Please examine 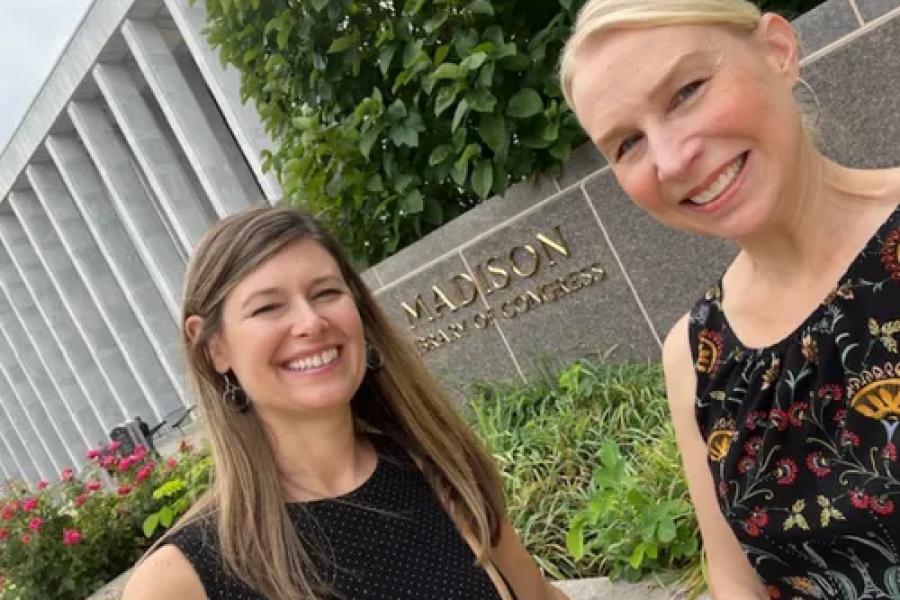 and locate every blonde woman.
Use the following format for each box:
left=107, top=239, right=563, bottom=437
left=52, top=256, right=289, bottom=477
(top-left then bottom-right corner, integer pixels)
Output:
left=122, top=207, right=567, bottom=600
left=561, top=1, right=900, bottom=599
